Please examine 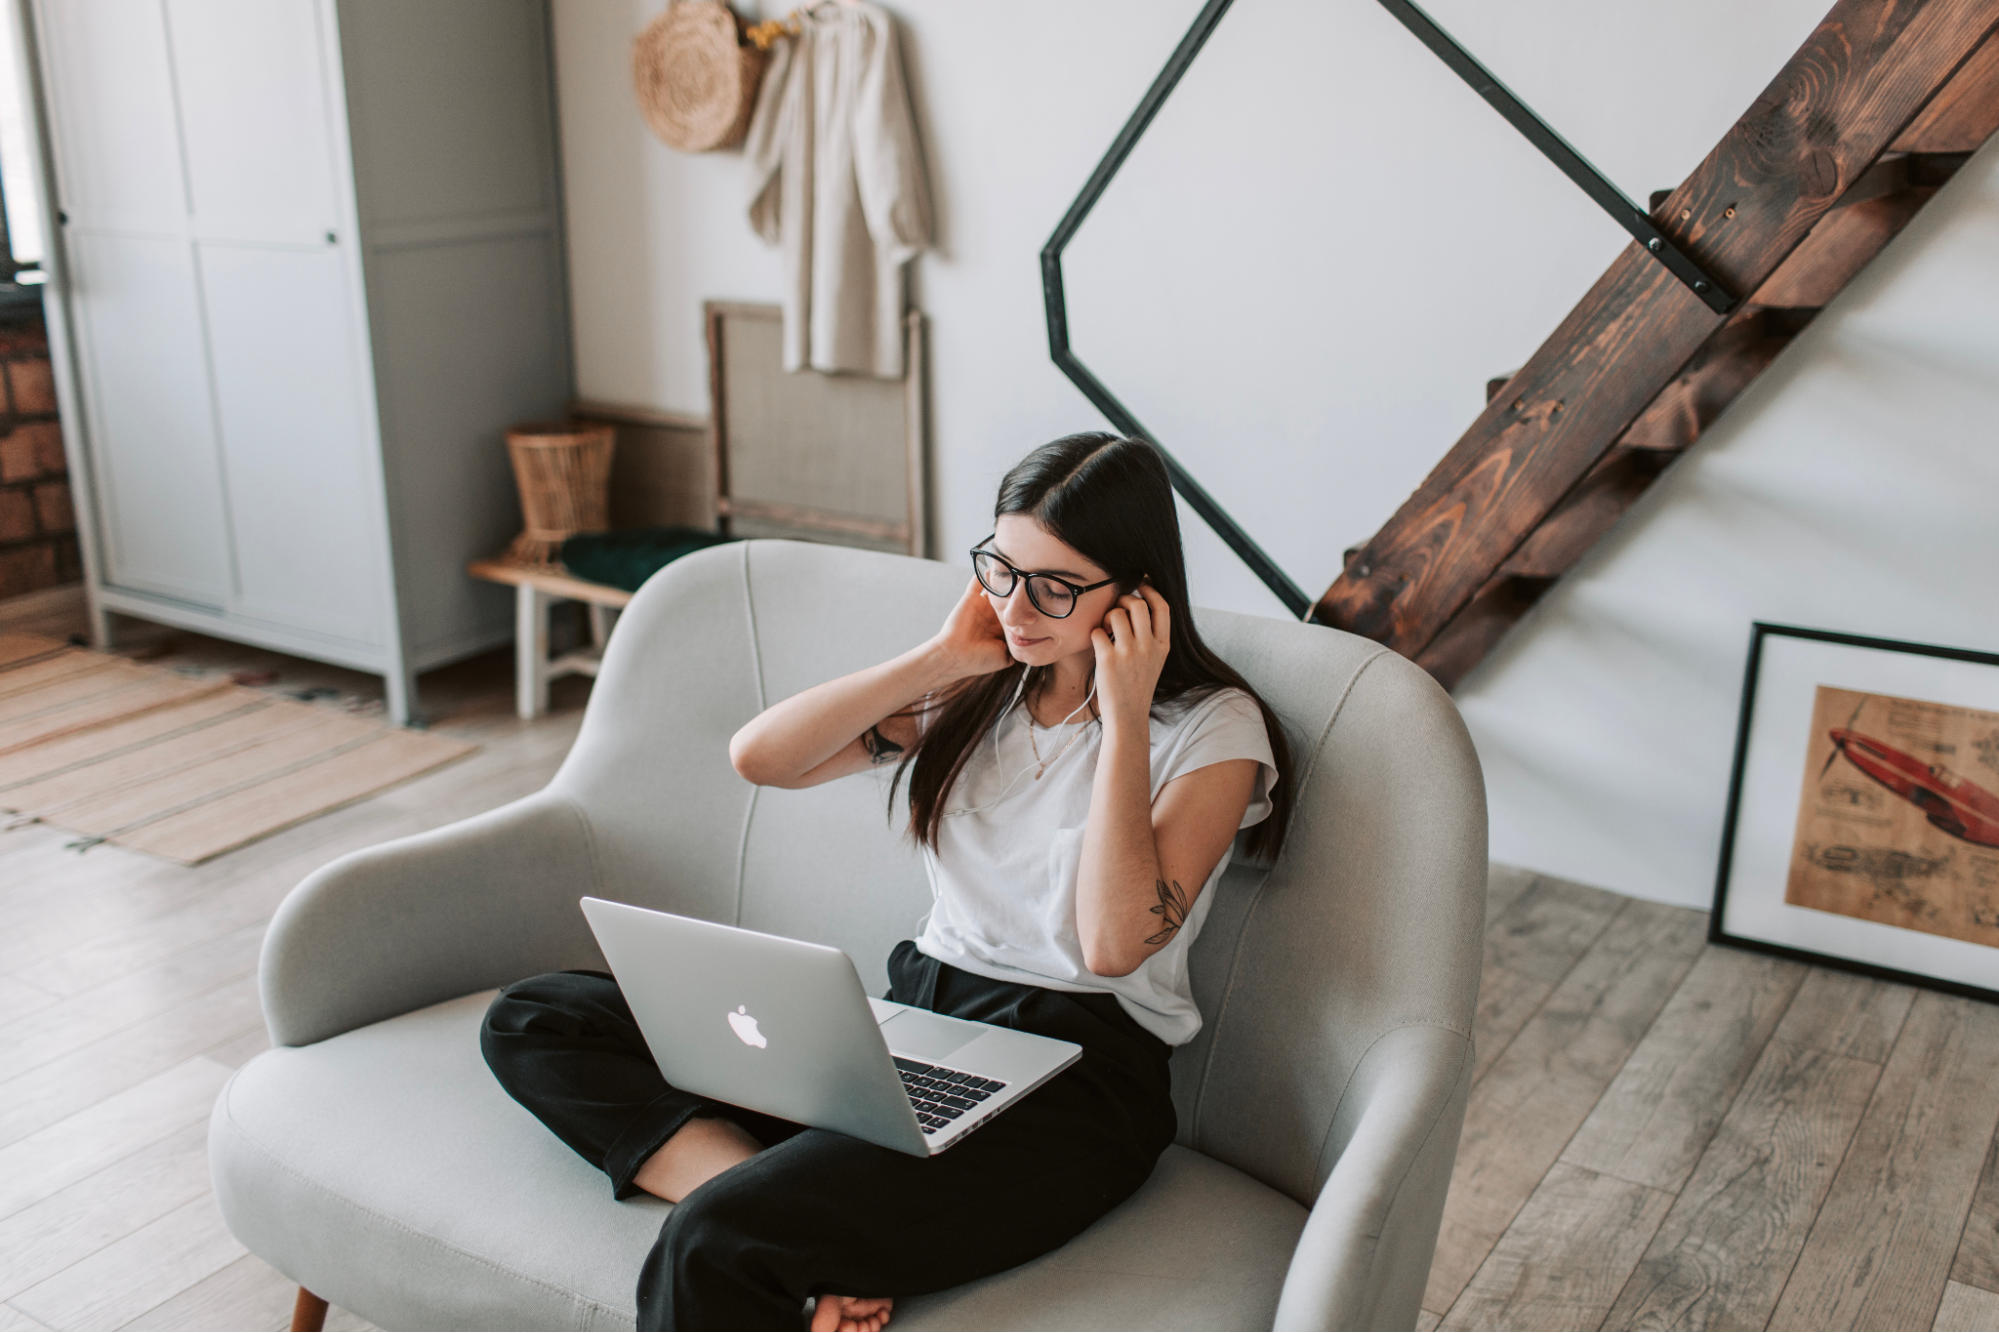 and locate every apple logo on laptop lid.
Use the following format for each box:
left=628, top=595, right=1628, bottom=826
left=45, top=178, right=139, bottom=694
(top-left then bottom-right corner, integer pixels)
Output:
left=728, top=1005, right=767, bottom=1049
